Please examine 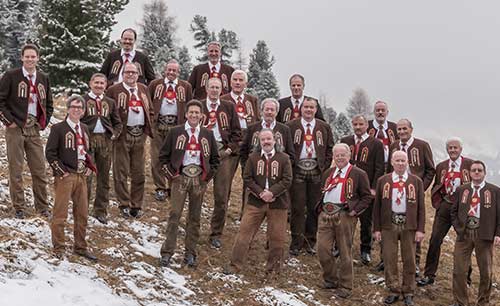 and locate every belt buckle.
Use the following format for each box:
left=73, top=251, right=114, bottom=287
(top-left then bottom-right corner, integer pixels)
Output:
left=127, top=125, right=144, bottom=137
left=392, top=213, right=406, bottom=225
left=298, top=159, right=318, bottom=171
left=182, top=165, right=202, bottom=177
left=466, top=216, right=480, bottom=229
left=322, top=202, right=345, bottom=215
